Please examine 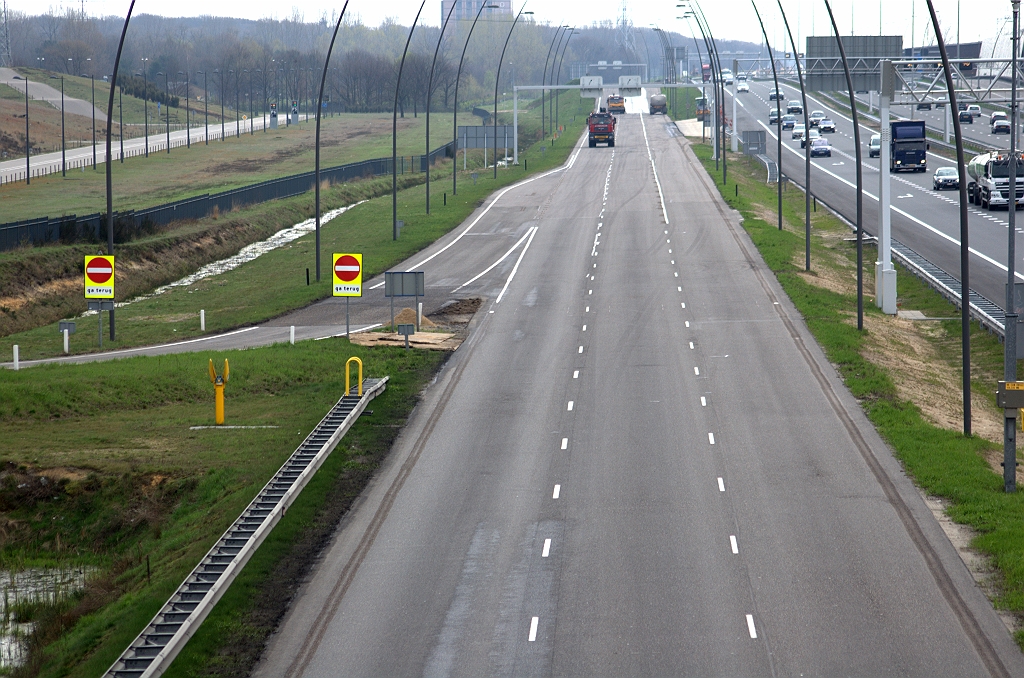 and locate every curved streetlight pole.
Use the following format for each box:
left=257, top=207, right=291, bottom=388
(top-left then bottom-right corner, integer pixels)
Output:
left=923, top=0, right=971, bottom=437
left=1005, top=0, right=1021, bottom=492
left=425, top=0, right=460, bottom=214
left=750, top=0, right=783, bottom=232
left=686, top=4, right=726, bottom=184
left=554, top=27, right=576, bottom=135
left=778, top=0, right=811, bottom=271
left=178, top=71, right=190, bottom=148
left=104, top=0, right=138, bottom=341
left=157, top=71, right=170, bottom=153
left=548, top=25, right=571, bottom=136
left=393, top=0, right=427, bottom=241
left=140, top=58, right=149, bottom=157
left=452, top=2, right=500, bottom=196
left=823, top=0, right=865, bottom=331
left=542, top=25, right=568, bottom=139
left=494, top=7, right=533, bottom=179
left=50, top=75, right=65, bottom=176
left=676, top=17, right=717, bottom=167
left=313, top=0, right=351, bottom=282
